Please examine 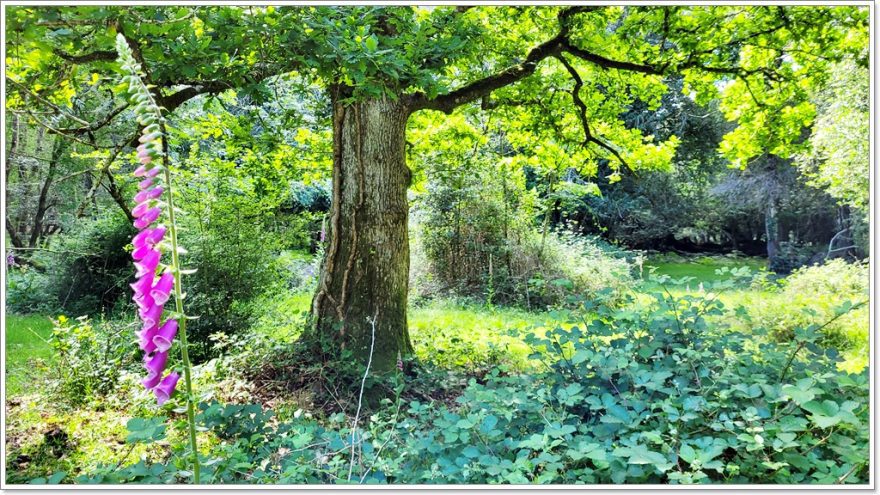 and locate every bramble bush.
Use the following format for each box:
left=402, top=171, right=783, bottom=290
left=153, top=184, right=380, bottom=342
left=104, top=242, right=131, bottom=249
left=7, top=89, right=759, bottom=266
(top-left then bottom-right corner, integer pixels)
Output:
left=71, top=279, right=867, bottom=485
left=413, top=209, right=635, bottom=310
